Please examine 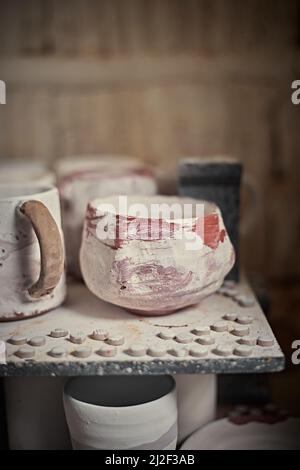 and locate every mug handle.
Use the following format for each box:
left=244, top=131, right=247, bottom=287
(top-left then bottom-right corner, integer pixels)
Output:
left=19, top=200, right=64, bottom=299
